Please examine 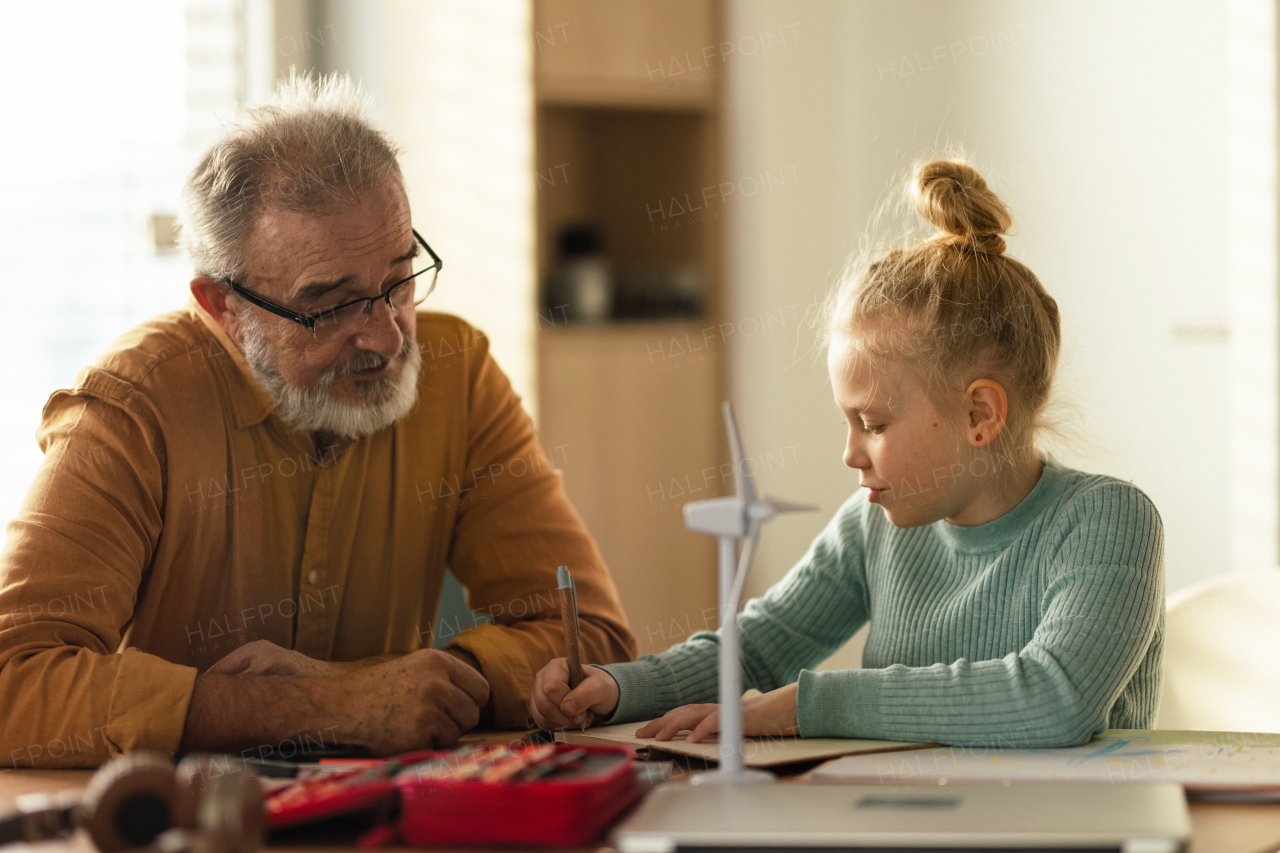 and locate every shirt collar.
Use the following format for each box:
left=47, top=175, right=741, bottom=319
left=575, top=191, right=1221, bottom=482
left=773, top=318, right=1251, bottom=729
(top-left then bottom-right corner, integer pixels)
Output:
left=188, top=296, right=278, bottom=430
